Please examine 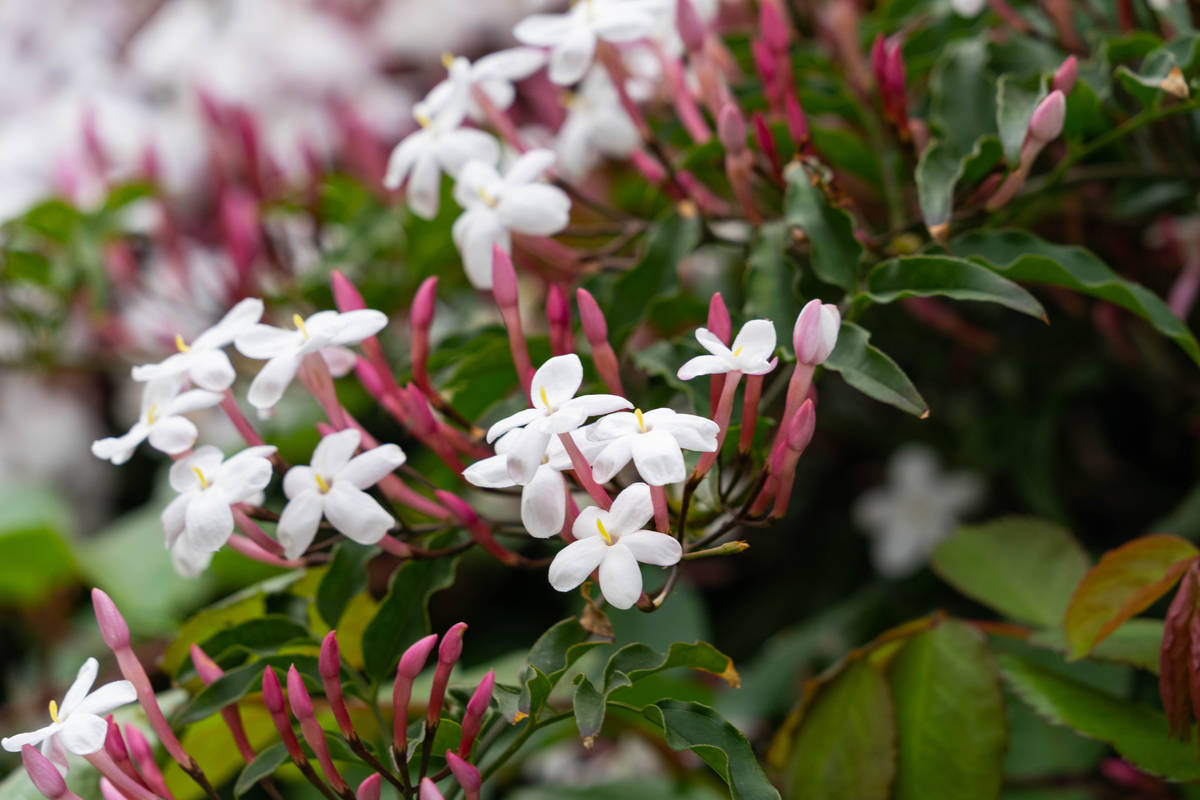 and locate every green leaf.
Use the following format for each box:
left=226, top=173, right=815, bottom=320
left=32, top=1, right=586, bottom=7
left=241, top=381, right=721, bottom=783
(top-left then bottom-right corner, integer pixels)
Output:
left=1030, top=619, right=1164, bottom=674
left=640, top=700, right=781, bottom=800
left=162, top=586, right=274, bottom=677
left=783, top=165, right=862, bottom=292
left=315, top=543, right=375, bottom=628
left=572, top=671, right=633, bottom=744
left=888, top=621, right=1006, bottom=800
left=190, top=616, right=316, bottom=670
left=173, top=655, right=321, bottom=726
left=602, top=641, right=740, bottom=690
left=823, top=322, right=928, bottom=417
left=949, top=230, right=1200, bottom=366
left=862, top=256, right=1046, bottom=320
left=1000, top=652, right=1200, bottom=780
left=3, top=250, right=53, bottom=285
left=914, top=136, right=1002, bottom=229
left=783, top=661, right=895, bottom=800
left=744, top=220, right=802, bottom=344
left=526, top=617, right=609, bottom=684
left=928, top=39, right=996, bottom=153
left=361, top=555, right=459, bottom=680
left=931, top=517, right=1090, bottom=627
left=996, top=75, right=1047, bottom=167
left=0, top=485, right=75, bottom=606
left=234, top=743, right=288, bottom=797
left=1062, top=534, right=1197, bottom=659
